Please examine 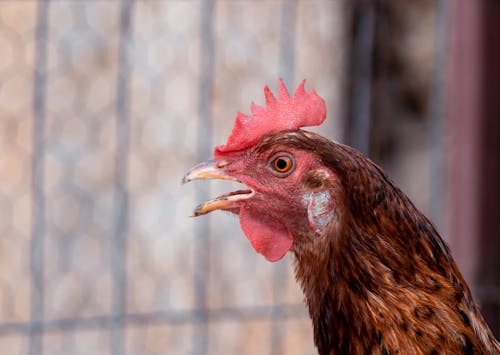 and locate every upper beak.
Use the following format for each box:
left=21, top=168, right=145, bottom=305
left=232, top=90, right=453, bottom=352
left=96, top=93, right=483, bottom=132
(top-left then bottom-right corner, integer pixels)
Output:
left=182, top=160, right=254, bottom=217
left=182, top=159, right=241, bottom=184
